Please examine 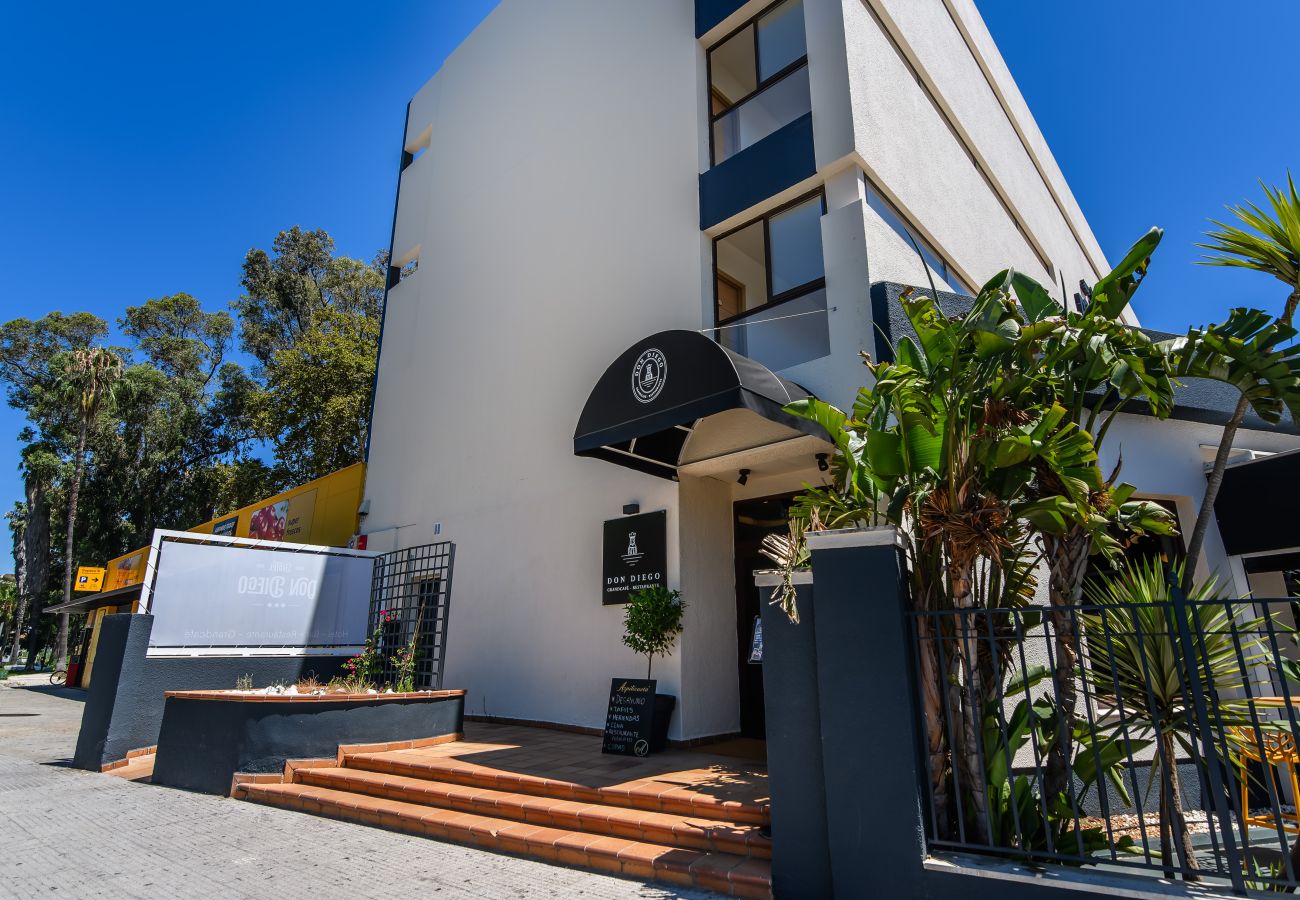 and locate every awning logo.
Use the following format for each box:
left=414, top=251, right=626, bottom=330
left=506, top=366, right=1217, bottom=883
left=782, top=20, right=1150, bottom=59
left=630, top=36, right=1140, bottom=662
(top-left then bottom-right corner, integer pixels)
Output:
left=631, top=348, right=667, bottom=403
